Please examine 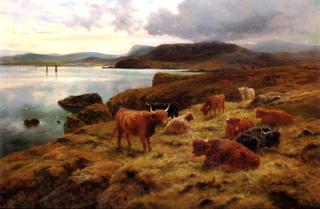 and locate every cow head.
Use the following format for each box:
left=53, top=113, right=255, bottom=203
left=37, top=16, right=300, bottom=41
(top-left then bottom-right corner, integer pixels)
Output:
left=226, top=117, right=241, bottom=125
left=183, top=112, right=195, bottom=121
left=200, top=104, right=209, bottom=116
left=192, top=139, right=208, bottom=156
left=150, top=109, right=168, bottom=126
left=265, top=129, right=281, bottom=147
